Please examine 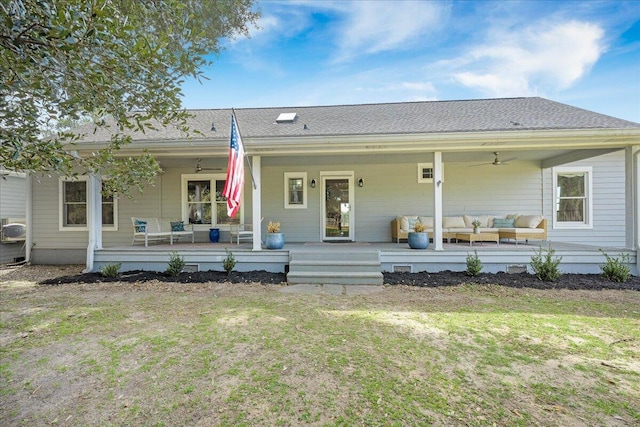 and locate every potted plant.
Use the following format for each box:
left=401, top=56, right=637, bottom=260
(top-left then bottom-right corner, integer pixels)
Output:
left=472, top=219, right=481, bottom=234
left=265, top=221, right=285, bottom=249
left=408, top=221, right=429, bottom=249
